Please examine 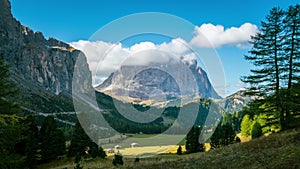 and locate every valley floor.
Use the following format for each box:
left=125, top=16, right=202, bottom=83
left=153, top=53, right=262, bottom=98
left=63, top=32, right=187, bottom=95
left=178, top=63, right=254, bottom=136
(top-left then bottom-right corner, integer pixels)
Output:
left=38, top=127, right=300, bottom=169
